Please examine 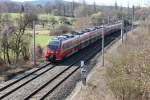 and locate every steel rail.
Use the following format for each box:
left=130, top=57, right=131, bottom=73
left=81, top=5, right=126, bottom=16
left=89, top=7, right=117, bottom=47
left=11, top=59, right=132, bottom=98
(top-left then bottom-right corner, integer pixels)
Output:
left=38, top=30, right=122, bottom=100
left=0, top=29, right=122, bottom=99
left=0, top=64, right=55, bottom=99
left=24, top=31, right=109, bottom=99
left=0, top=62, right=51, bottom=92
